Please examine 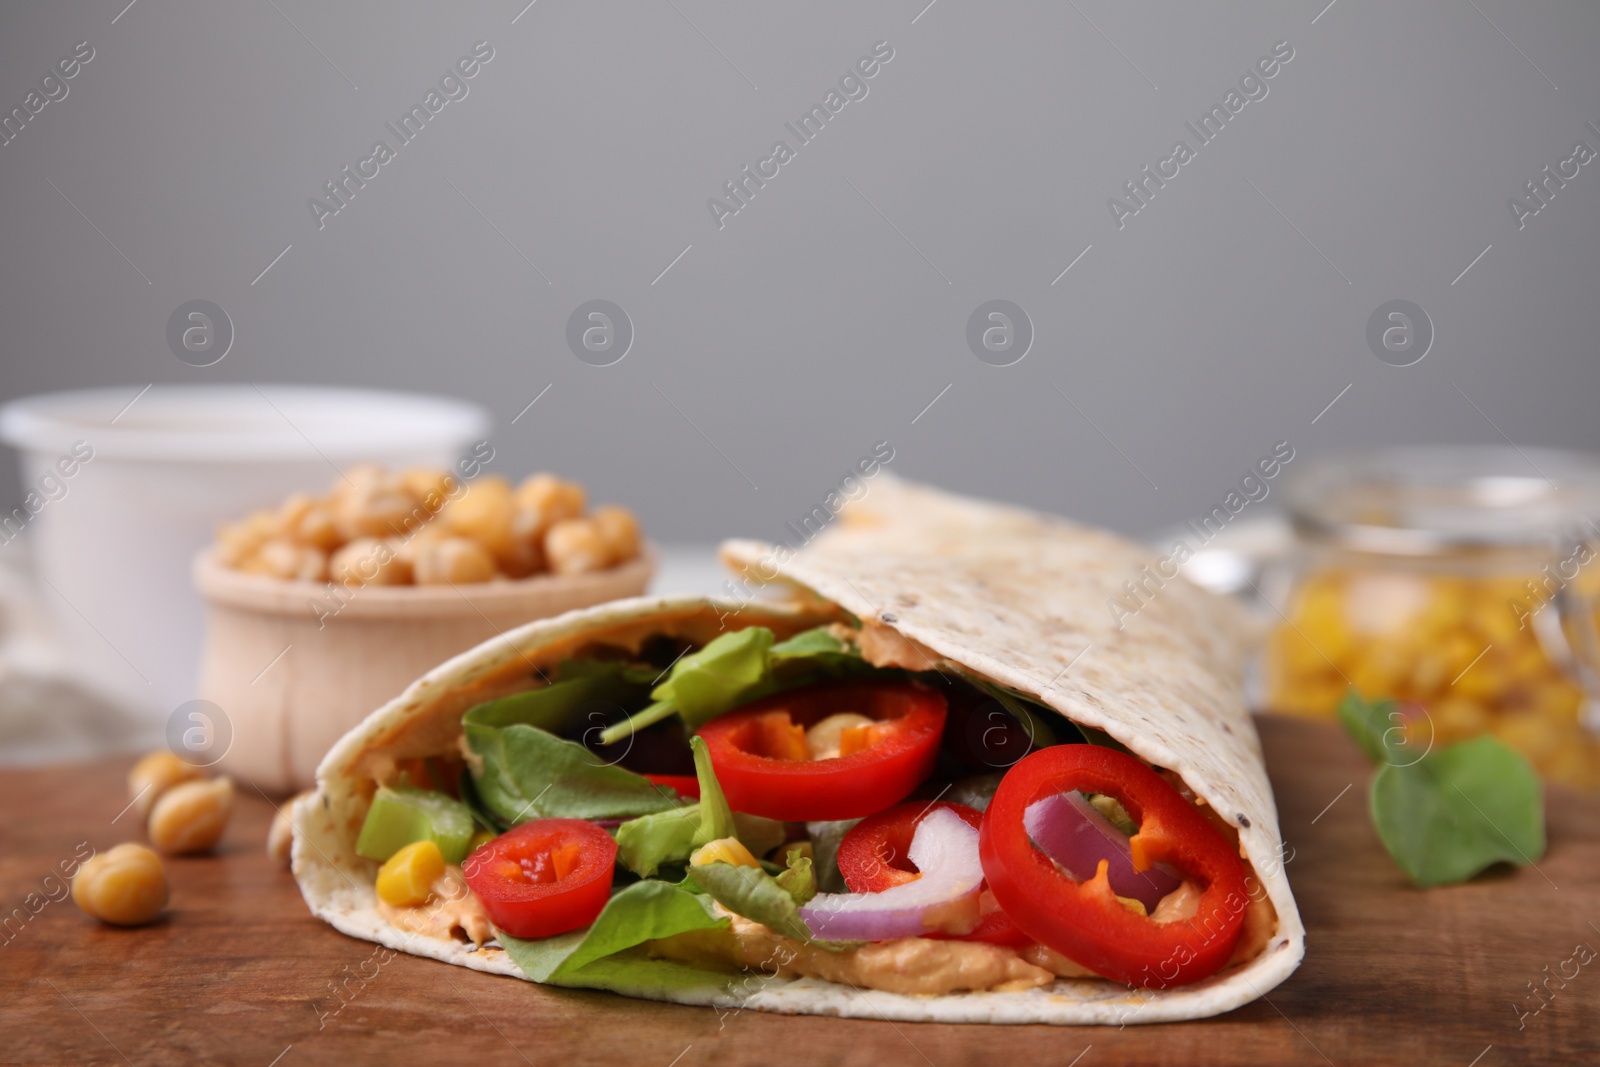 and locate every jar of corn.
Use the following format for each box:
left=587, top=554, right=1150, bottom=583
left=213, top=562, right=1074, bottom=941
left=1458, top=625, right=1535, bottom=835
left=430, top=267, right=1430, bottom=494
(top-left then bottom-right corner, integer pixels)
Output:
left=1263, top=446, right=1600, bottom=790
